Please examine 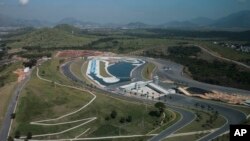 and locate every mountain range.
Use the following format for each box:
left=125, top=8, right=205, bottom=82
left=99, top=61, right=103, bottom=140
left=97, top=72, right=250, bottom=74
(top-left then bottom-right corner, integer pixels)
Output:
left=0, top=10, right=250, bottom=30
